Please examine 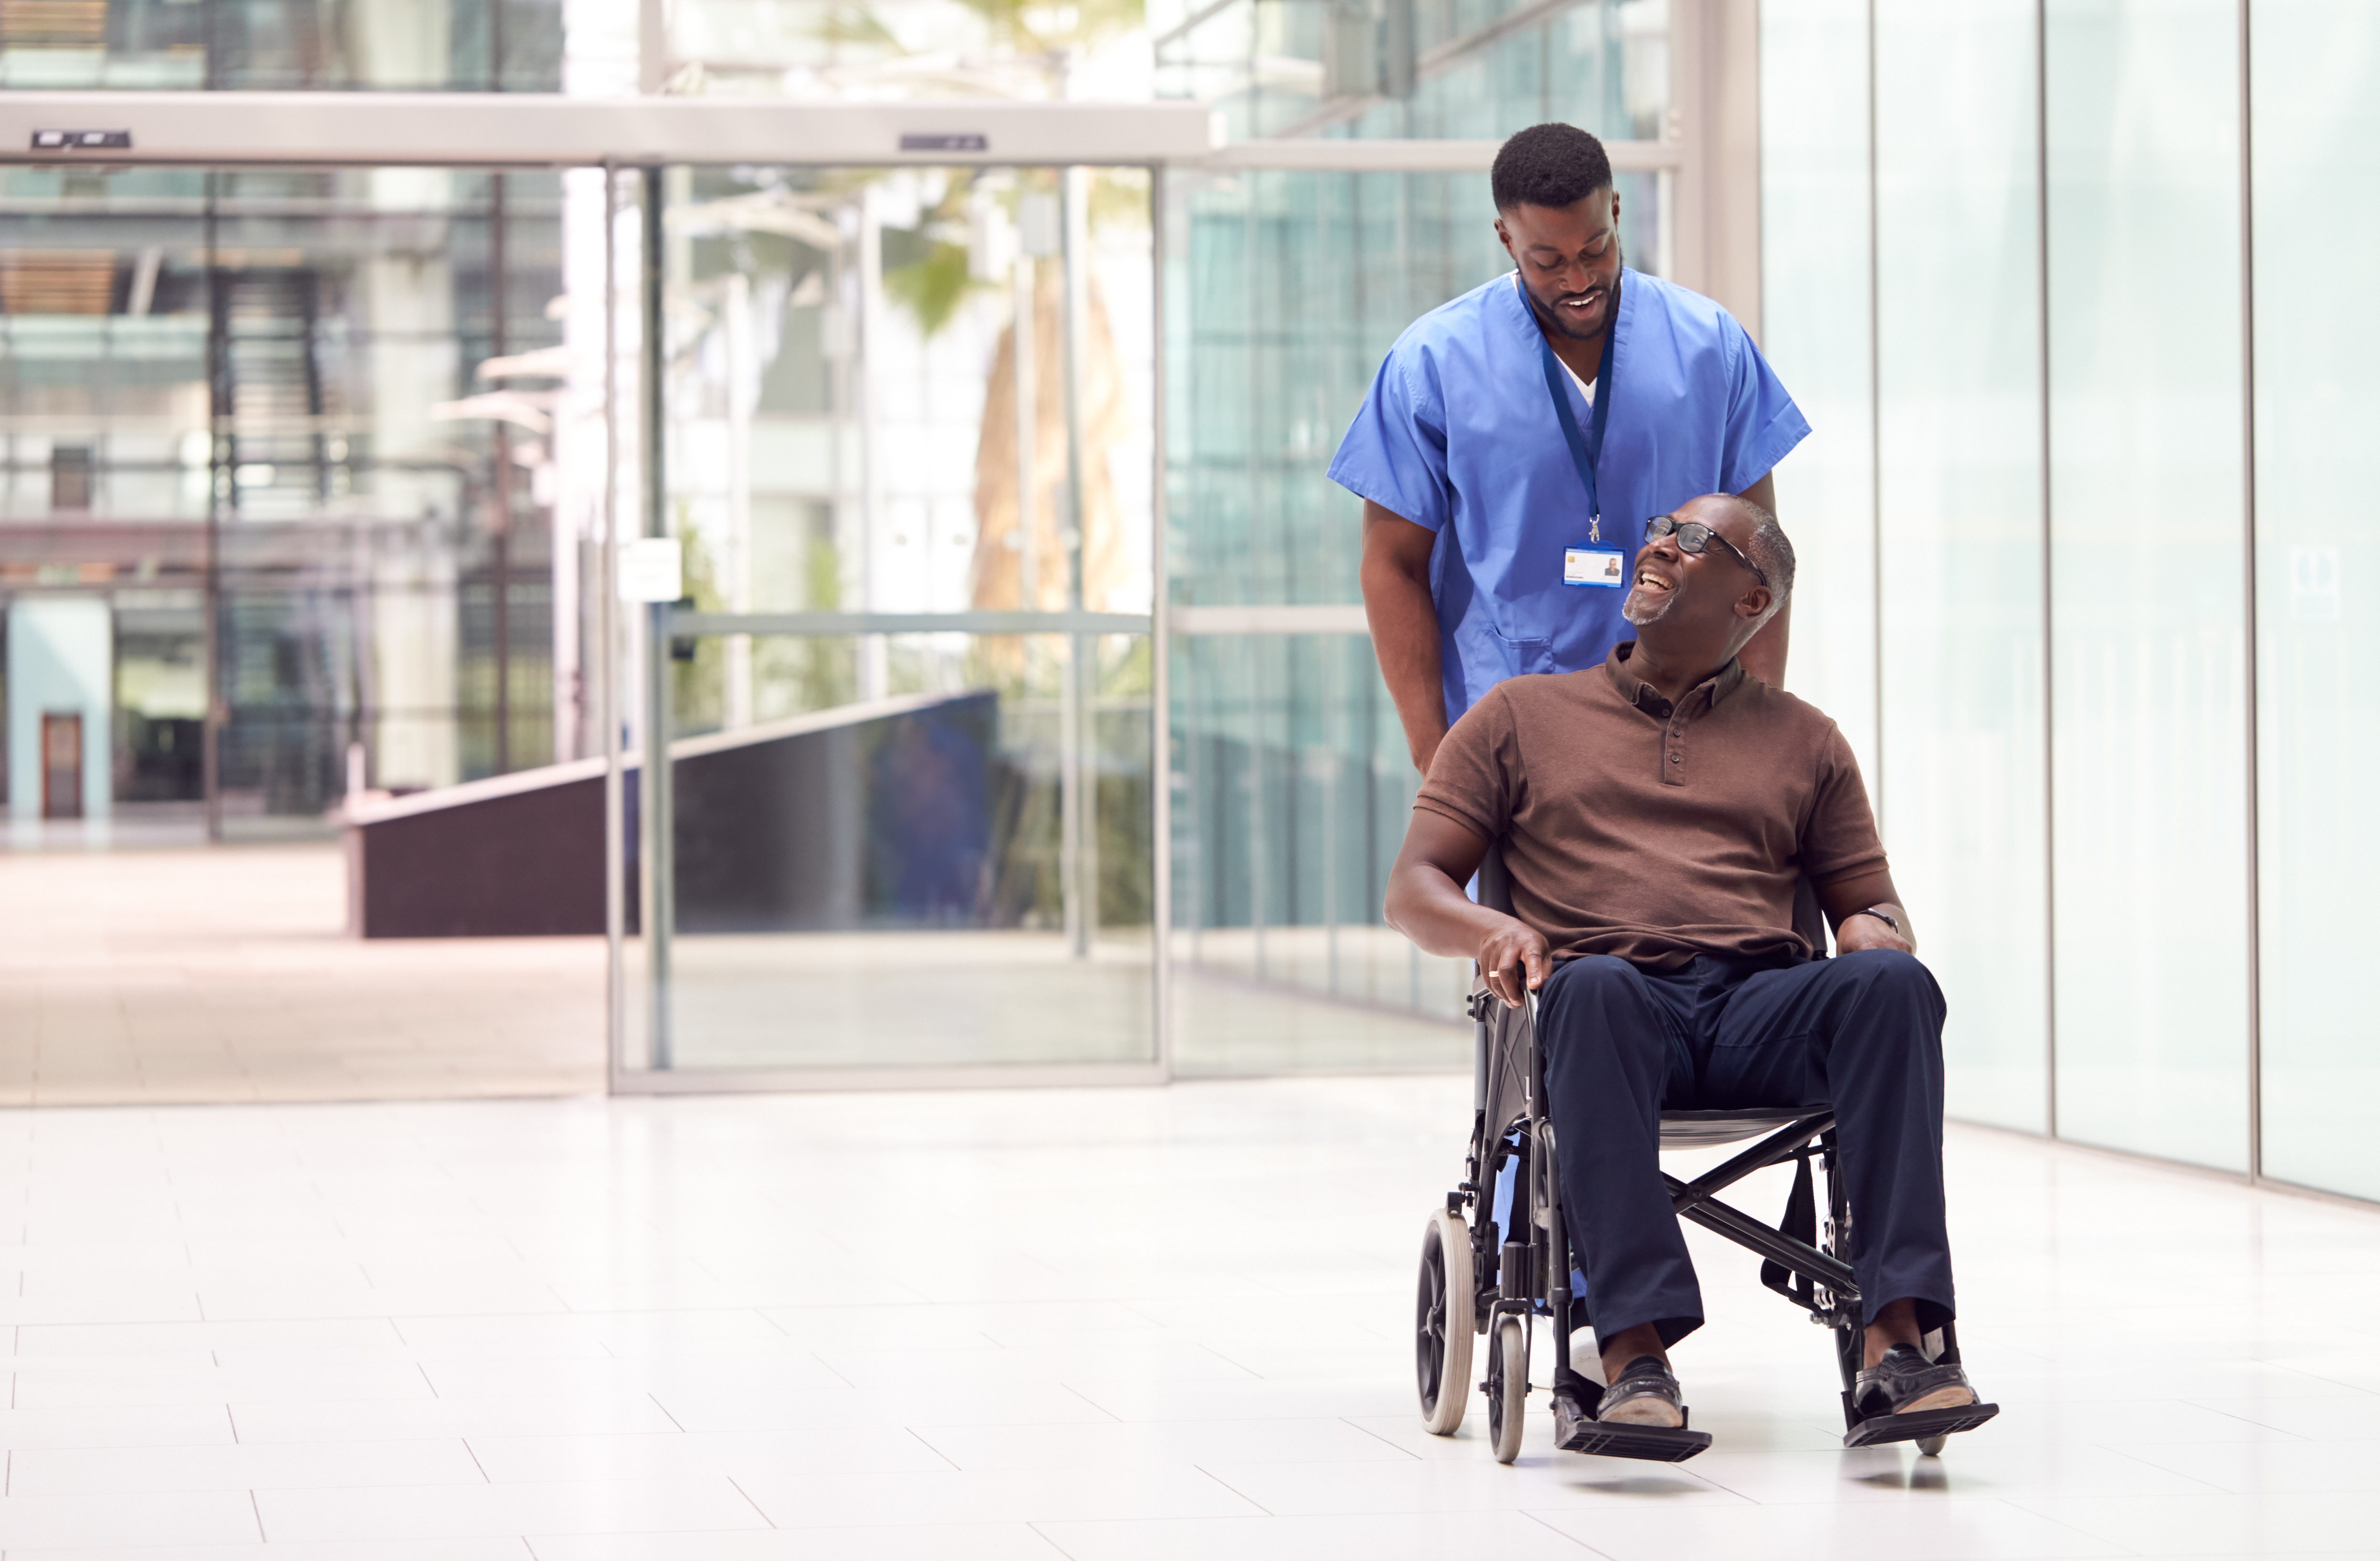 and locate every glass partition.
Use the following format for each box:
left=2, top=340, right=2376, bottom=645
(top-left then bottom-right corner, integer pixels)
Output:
left=2045, top=0, right=2250, bottom=1171
left=2249, top=0, right=2380, bottom=1199
left=621, top=162, right=1159, bottom=1079
left=1873, top=0, right=2050, bottom=1133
